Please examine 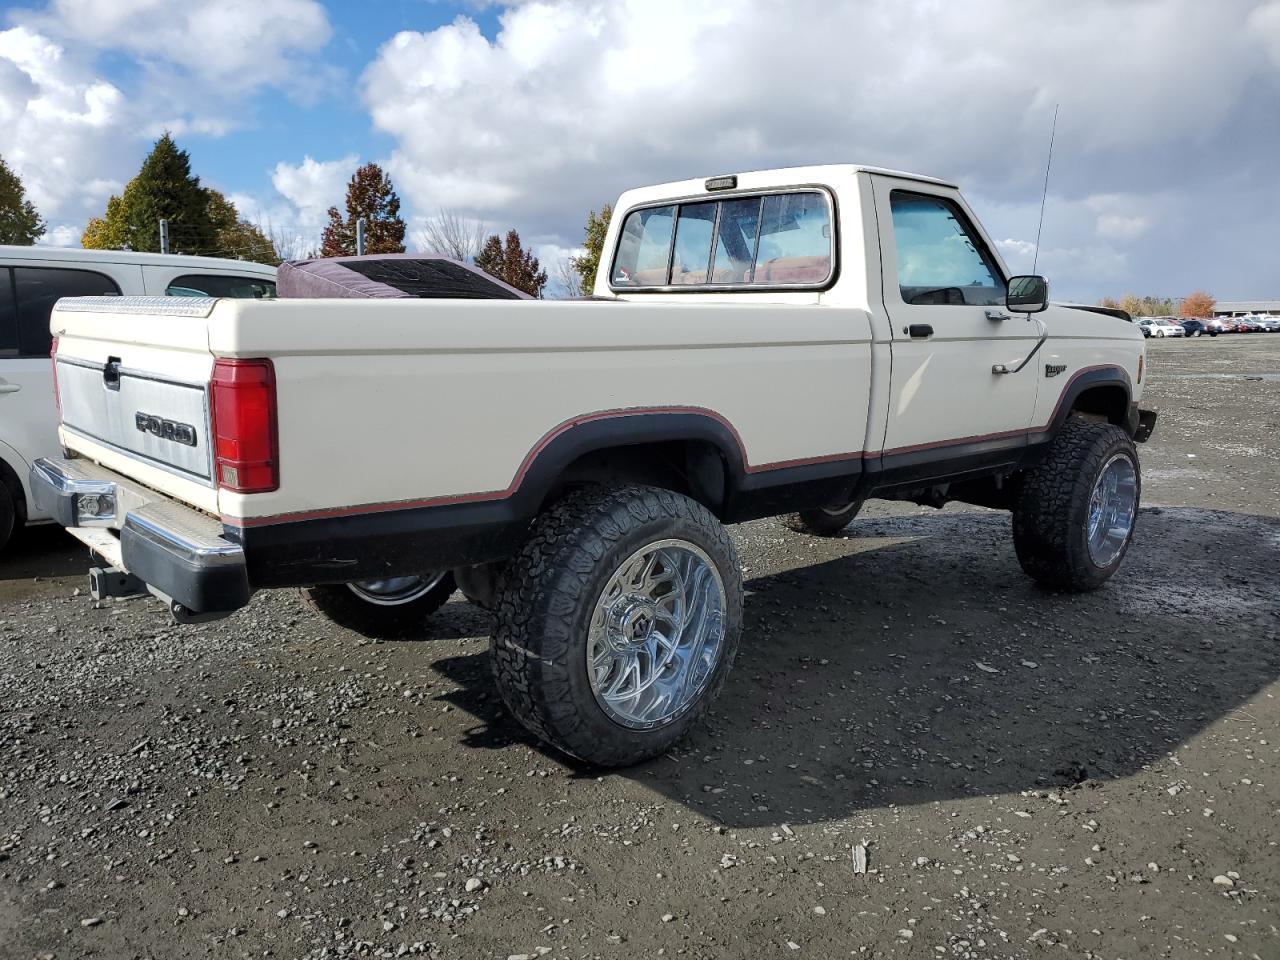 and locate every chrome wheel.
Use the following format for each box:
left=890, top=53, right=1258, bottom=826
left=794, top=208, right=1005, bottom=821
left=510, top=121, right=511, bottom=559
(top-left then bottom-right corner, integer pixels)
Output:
left=587, top=539, right=727, bottom=730
left=348, top=571, right=448, bottom=606
left=1086, top=453, right=1137, bottom=568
